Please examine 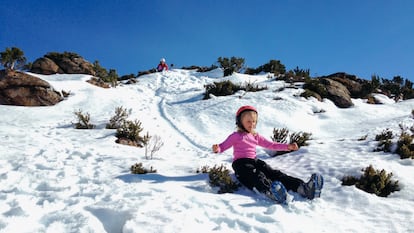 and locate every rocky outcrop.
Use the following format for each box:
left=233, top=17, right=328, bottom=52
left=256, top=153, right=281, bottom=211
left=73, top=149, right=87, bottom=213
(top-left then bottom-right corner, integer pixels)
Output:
left=31, top=52, right=95, bottom=75
left=30, top=57, right=60, bottom=75
left=321, top=78, right=353, bottom=108
left=0, top=69, right=63, bottom=106
left=303, top=74, right=355, bottom=108
left=326, top=72, right=367, bottom=98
